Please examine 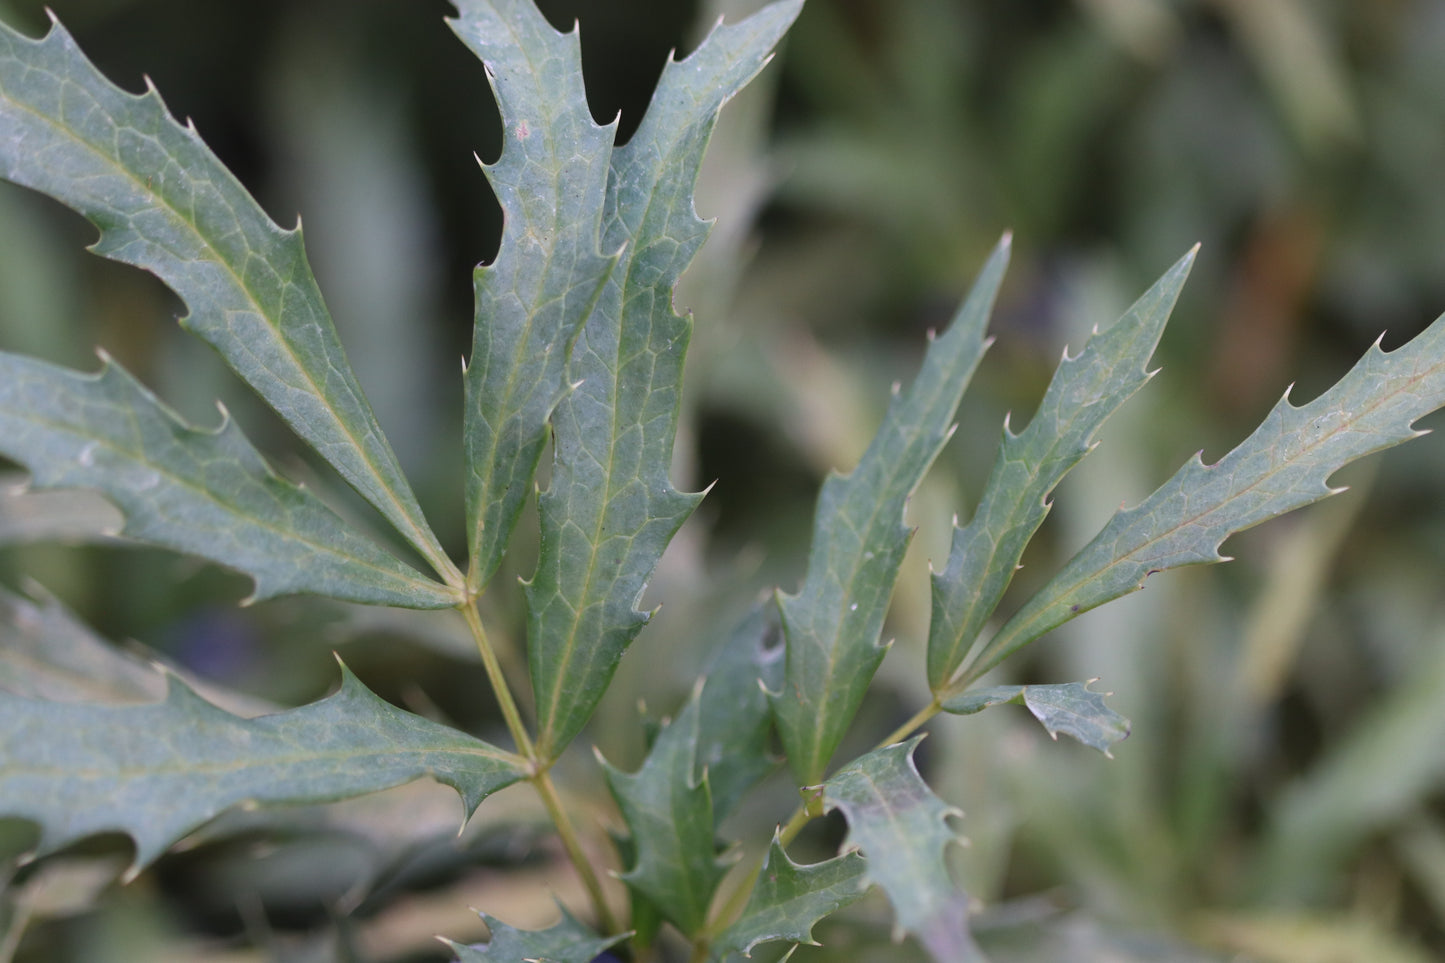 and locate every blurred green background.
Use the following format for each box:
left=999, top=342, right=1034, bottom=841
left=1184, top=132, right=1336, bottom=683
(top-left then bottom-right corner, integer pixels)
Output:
left=3, top=0, right=1445, bottom=960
